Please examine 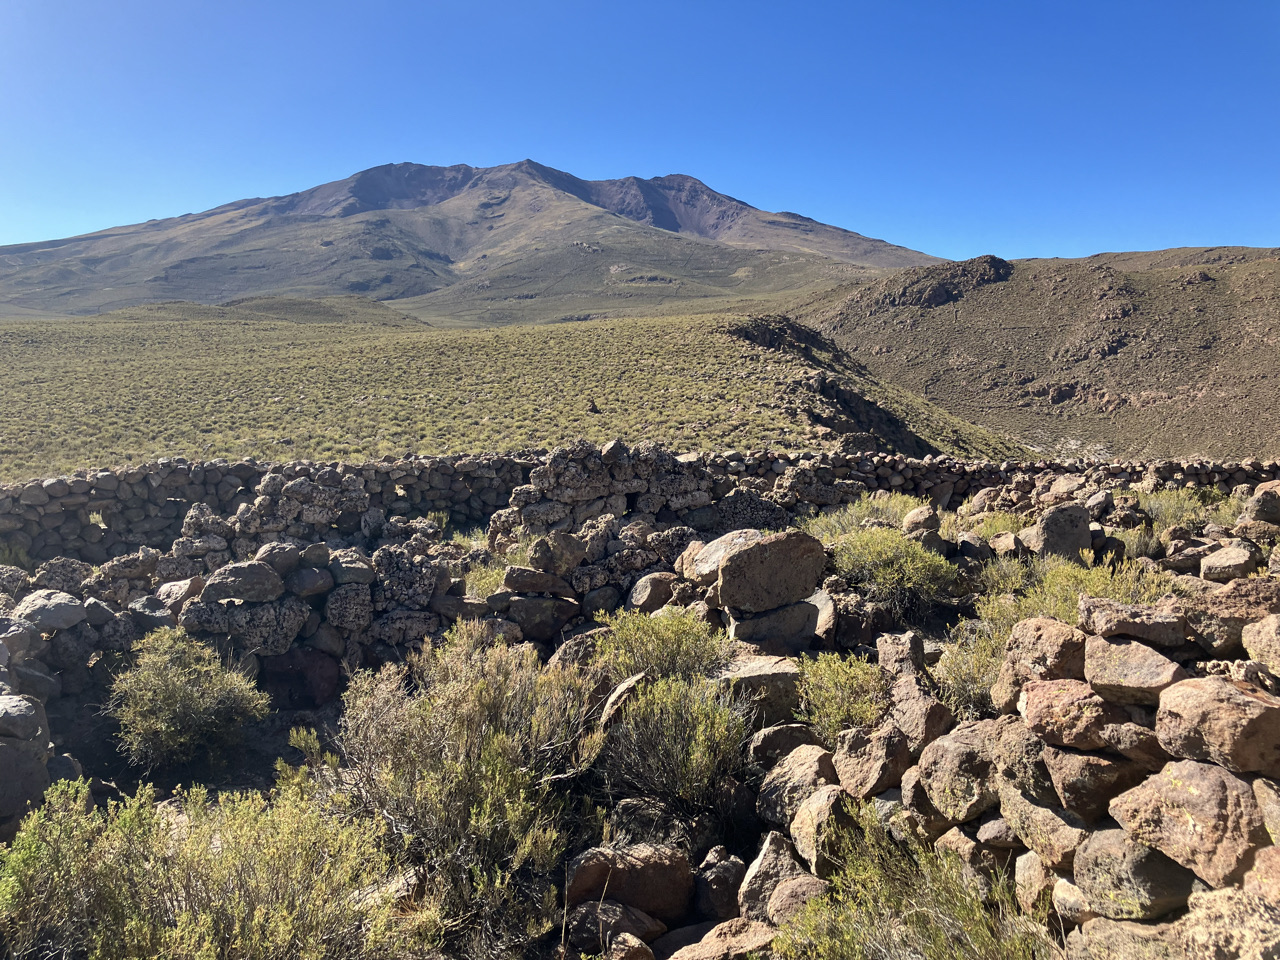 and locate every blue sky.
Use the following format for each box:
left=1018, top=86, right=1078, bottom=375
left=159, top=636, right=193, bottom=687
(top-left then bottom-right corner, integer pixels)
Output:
left=0, top=0, right=1276, bottom=259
